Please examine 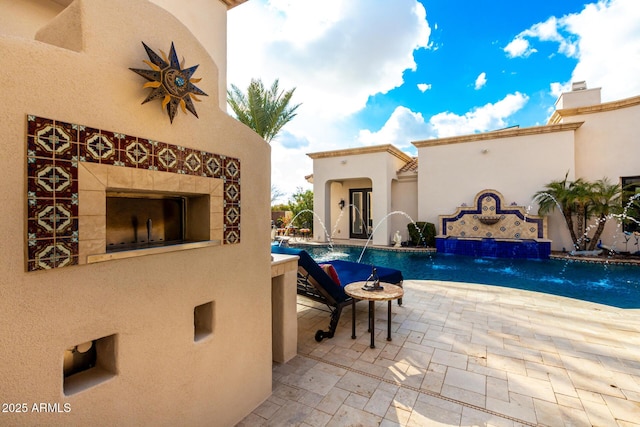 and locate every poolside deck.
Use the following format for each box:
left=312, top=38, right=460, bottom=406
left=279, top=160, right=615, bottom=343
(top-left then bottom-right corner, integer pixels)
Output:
left=239, top=280, right=640, bottom=426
